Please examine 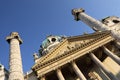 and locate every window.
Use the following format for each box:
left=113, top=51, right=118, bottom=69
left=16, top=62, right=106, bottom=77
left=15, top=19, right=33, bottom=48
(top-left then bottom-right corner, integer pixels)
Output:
left=113, top=20, right=120, bottom=23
